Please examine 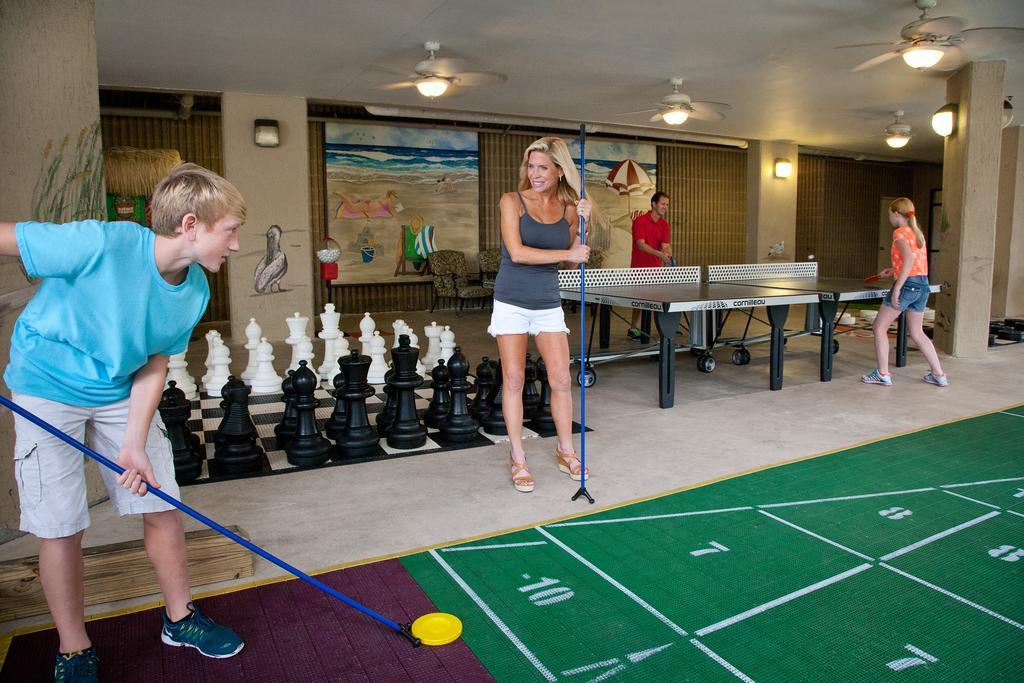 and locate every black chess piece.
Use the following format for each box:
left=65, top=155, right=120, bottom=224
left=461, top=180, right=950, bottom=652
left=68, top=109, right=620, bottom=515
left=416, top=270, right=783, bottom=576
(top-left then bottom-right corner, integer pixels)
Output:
left=481, top=359, right=507, bottom=436
left=274, top=370, right=298, bottom=449
left=158, top=381, right=203, bottom=483
left=471, top=356, right=495, bottom=420
left=529, top=356, right=556, bottom=432
left=387, top=334, right=427, bottom=449
left=324, top=364, right=347, bottom=440
left=213, top=376, right=265, bottom=475
left=522, top=352, right=541, bottom=419
left=439, top=347, right=479, bottom=443
left=376, top=368, right=398, bottom=436
left=284, top=361, right=332, bottom=467
left=334, top=350, right=379, bottom=459
left=424, top=359, right=452, bottom=429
